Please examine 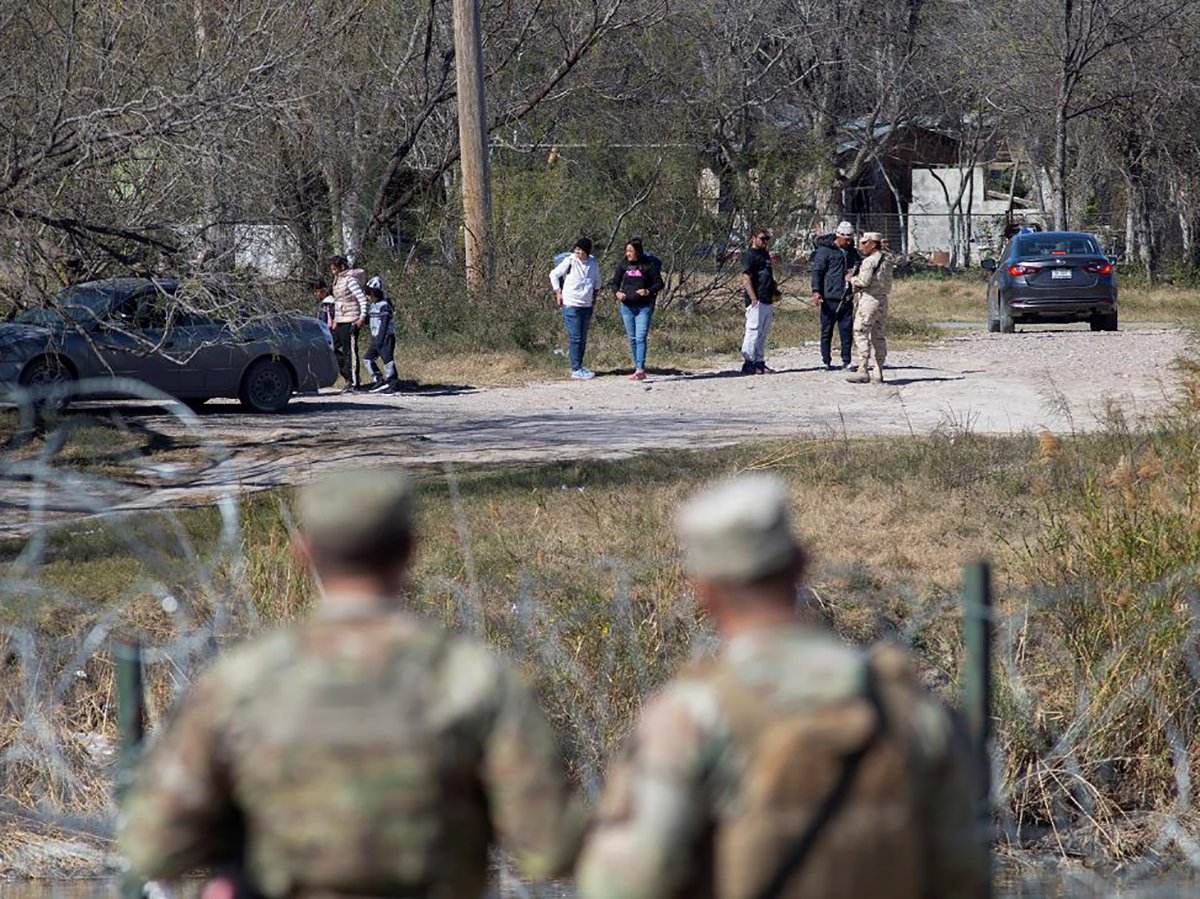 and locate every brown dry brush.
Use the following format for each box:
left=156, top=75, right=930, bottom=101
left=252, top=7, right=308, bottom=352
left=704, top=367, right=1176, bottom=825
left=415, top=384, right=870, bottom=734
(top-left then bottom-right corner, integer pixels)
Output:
left=996, top=366, right=1200, bottom=859
left=8, top=392, right=1200, bottom=872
